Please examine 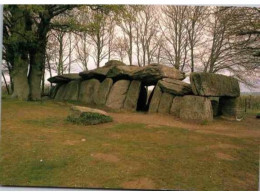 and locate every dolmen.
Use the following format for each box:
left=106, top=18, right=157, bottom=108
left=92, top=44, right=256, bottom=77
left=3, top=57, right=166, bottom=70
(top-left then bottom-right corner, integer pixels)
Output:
left=48, top=60, right=240, bottom=122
